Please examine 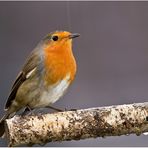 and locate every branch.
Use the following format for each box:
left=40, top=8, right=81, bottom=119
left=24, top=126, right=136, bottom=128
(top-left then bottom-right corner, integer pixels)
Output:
left=5, top=102, right=148, bottom=146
